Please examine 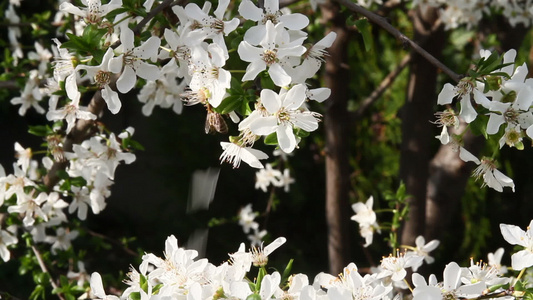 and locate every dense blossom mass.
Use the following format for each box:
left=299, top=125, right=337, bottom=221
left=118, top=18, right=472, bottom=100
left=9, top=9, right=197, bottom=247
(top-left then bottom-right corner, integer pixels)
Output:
left=3, top=0, right=533, bottom=299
